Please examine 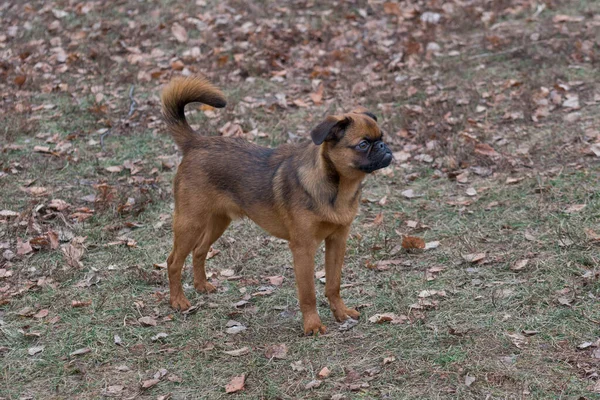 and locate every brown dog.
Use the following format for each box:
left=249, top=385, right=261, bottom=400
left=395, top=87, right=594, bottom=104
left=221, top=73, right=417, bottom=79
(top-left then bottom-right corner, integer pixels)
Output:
left=161, top=76, right=392, bottom=334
